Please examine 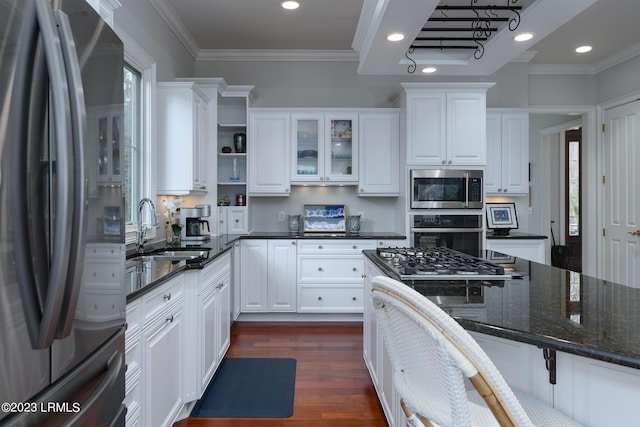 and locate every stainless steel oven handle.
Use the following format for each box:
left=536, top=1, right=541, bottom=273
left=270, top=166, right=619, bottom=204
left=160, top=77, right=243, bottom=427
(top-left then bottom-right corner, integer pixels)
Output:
left=411, top=228, right=484, bottom=233
left=464, top=171, right=470, bottom=208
